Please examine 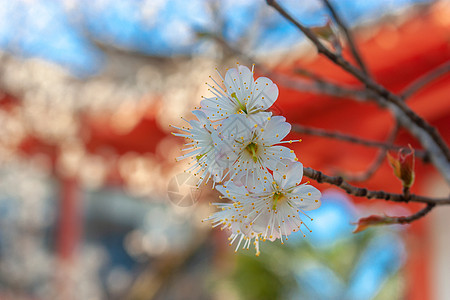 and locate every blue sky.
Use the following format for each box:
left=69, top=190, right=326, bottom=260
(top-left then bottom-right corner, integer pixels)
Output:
left=0, top=0, right=432, bottom=76
left=292, top=190, right=405, bottom=299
